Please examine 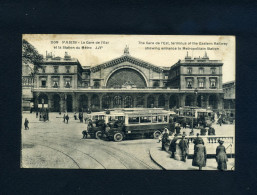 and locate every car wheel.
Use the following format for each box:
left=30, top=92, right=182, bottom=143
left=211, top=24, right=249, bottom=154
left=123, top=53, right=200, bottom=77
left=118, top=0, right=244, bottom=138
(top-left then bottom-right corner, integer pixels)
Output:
left=153, top=130, right=161, bottom=139
left=113, top=133, right=123, bottom=142
left=95, top=131, right=102, bottom=139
